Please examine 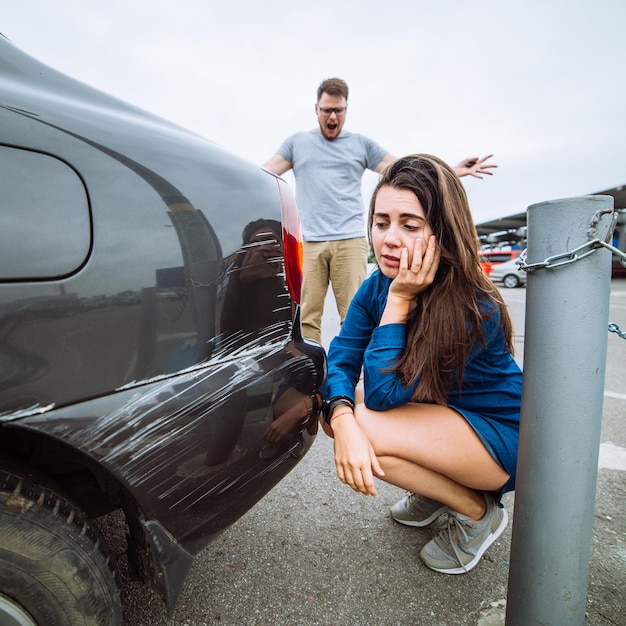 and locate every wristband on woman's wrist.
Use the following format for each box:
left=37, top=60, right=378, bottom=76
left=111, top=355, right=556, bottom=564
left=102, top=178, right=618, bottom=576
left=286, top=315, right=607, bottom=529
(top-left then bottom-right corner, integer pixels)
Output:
left=329, top=409, right=354, bottom=425
left=323, top=396, right=355, bottom=425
